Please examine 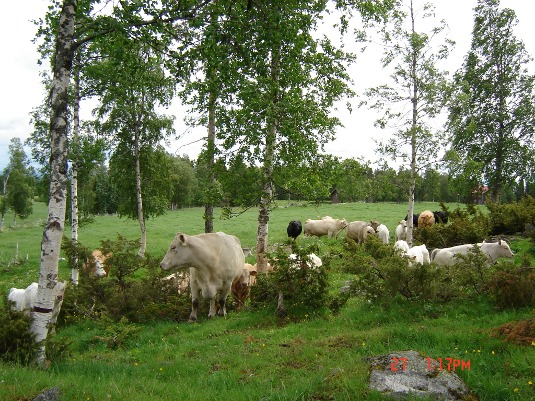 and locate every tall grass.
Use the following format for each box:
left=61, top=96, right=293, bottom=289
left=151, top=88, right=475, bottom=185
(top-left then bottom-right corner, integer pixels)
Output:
left=1, top=201, right=533, bottom=401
